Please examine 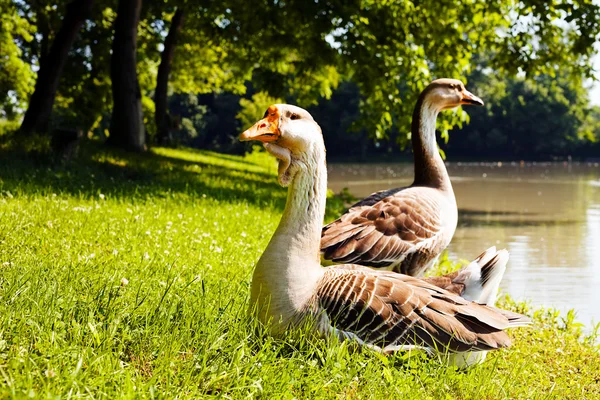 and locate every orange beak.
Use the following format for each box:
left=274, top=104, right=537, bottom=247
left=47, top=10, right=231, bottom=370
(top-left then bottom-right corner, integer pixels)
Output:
left=239, top=105, right=281, bottom=143
left=460, top=90, right=484, bottom=106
